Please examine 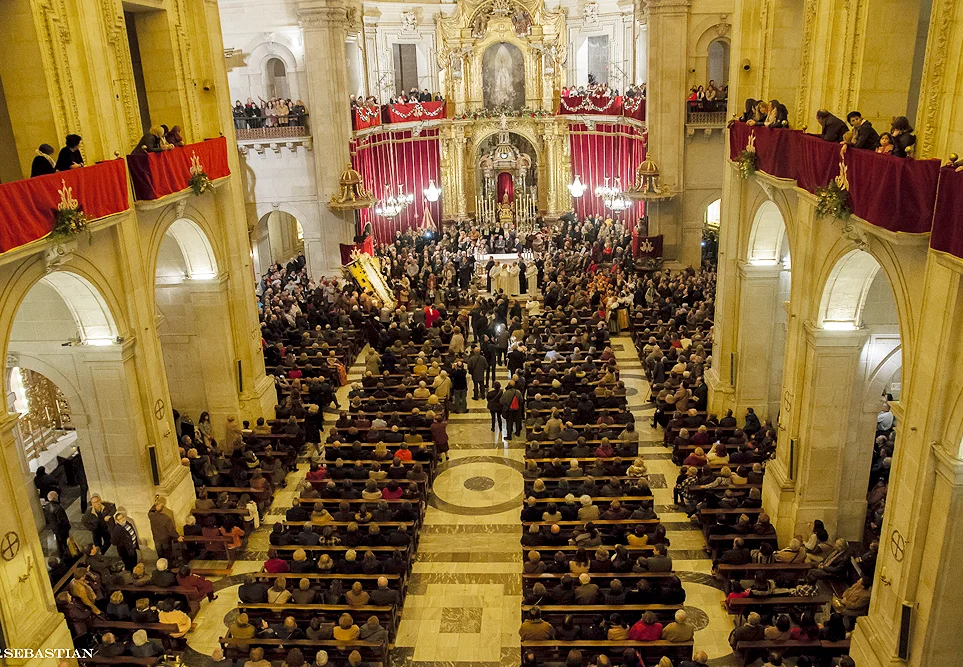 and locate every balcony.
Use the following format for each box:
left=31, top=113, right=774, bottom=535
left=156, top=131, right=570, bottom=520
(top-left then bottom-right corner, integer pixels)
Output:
left=686, top=100, right=728, bottom=126
left=0, top=159, right=129, bottom=255
left=235, top=113, right=309, bottom=140
left=127, top=137, right=231, bottom=201
left=557, top=94, right=645, bottom=122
